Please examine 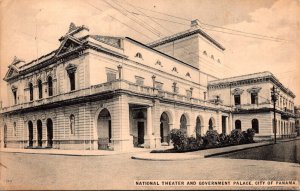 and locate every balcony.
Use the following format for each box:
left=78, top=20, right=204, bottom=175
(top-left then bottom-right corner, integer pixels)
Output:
left=233, top=103, right=273, bottom=111
left=0, top=80, right=231, bottom=114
